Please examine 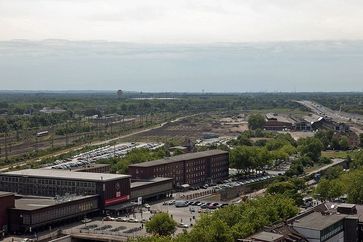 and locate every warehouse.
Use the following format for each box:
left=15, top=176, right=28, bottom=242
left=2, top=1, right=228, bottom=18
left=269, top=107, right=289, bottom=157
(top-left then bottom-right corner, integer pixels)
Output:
left=128, top=150, right=229, bottom=187
left=0, top=169, right=131, bottom=208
